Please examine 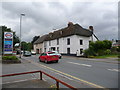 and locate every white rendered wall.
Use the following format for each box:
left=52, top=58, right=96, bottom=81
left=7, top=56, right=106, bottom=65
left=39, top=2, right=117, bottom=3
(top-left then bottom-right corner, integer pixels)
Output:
left=45, top=35, right=90, bottom=55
